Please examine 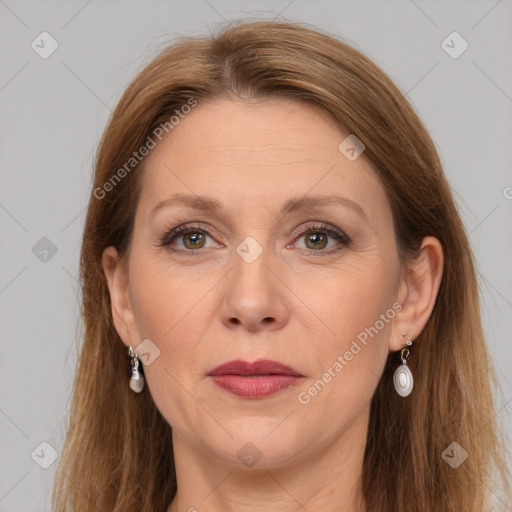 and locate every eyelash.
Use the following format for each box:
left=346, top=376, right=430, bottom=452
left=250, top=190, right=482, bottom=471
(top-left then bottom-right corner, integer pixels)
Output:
left=159, top=222, right=351, bottom=256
